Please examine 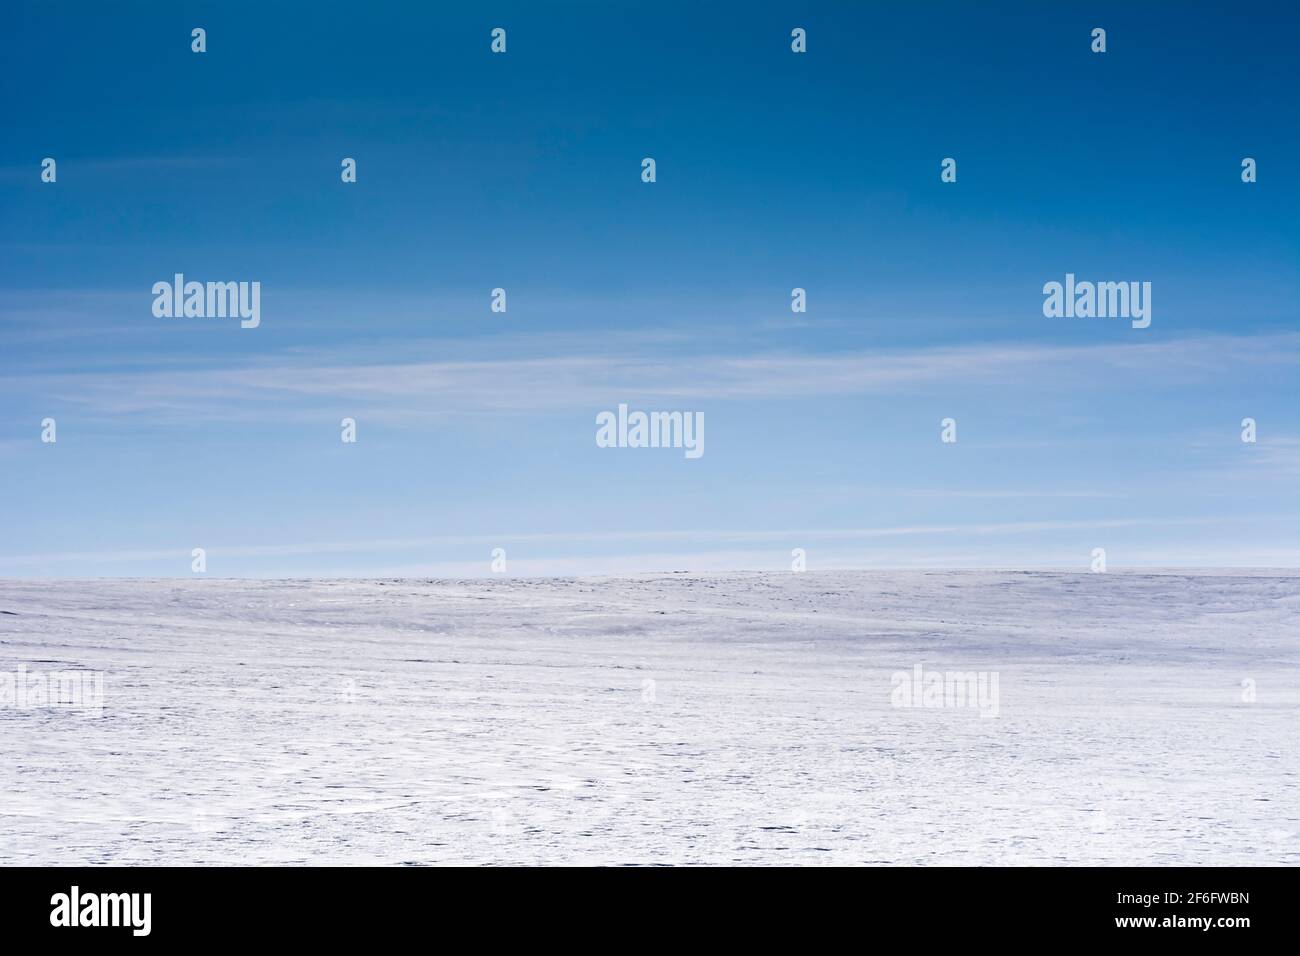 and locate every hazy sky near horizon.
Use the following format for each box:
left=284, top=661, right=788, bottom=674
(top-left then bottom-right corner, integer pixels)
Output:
left=2, top=1, right=1297, bottom=576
